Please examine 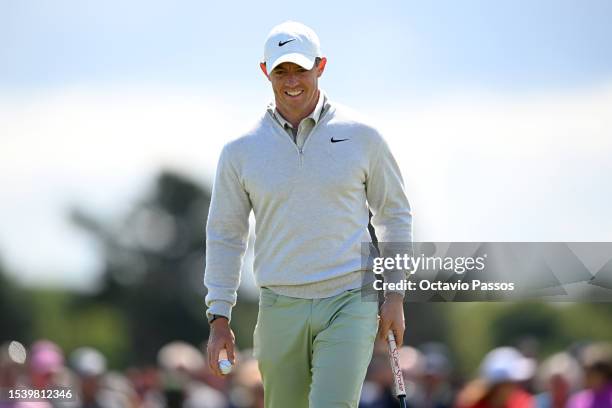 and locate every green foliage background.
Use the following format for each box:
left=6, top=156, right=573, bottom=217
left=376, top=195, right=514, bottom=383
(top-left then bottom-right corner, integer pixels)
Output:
left=2, top=170, right=612, bottom=374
